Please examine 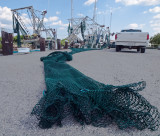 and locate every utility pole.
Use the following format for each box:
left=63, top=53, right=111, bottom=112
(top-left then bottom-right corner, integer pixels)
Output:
left=93, top=0, right=97, bottom=21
